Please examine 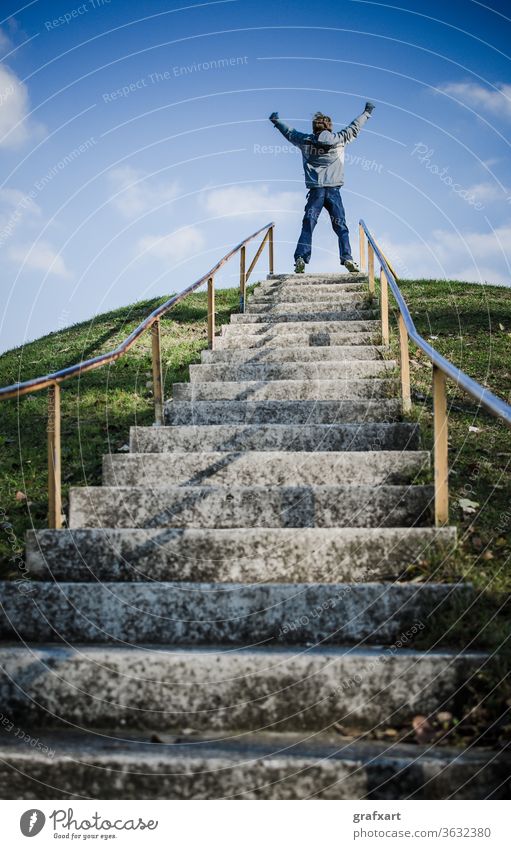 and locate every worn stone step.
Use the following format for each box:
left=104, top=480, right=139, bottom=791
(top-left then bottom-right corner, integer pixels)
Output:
left=215, top=331, right=380, bottom=349
left=0, top=728, right=505, bottom=799
left=248, top=283, right=369, bottom=303
left=231, top=309, right=378, bottom=324
left=172, top=379, right=397, bottom=403
left=201, top=345, right=386, bottom=364
left=103, top=450, right=429, bottom=488
left=131, top=422, right=420, bottom=453
left=189, top=360, right=396, bottom=383
left=68, top=484, right=433, bottom=529
left=246, top=298, right=369, bottom=313
left=222, top=319, right=380, bottom=335
left=268, top=272, right=369, bottom=283
left=165, top=399, right=402, bottom=425
left=25, top=527, right=456, bottom=583
left=0, top=643, right=483, bottom=733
